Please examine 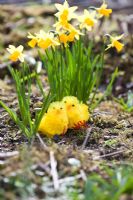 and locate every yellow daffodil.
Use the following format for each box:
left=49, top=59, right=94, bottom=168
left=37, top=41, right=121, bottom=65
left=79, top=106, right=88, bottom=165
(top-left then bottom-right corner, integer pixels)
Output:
left=67, top=26, right=83, bottom=41
left=67, top=31, right=78, bottom=42
left=27, top=32, right=38, bottom=48
left=79, top=10, right=97, bottom=31
left=58, top=32, right=69, bottom=47
left=36, top=30, right=60, bottom=49
left=7, top=45, right=25, bottom=62
left=53, top=20, right=72, bottom=31
left=54, top=0, right=77, bottom=31
left=106, top=34, right=124, bottom=52
left=58, top=26, right=82, bottom=47
left=97, top=1, right=112, bottom=18
left=55, top=0, right=77, bottom=22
